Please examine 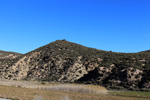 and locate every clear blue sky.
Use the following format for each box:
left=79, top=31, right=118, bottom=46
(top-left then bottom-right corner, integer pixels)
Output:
left=0, top=0, right=149, bottom=54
